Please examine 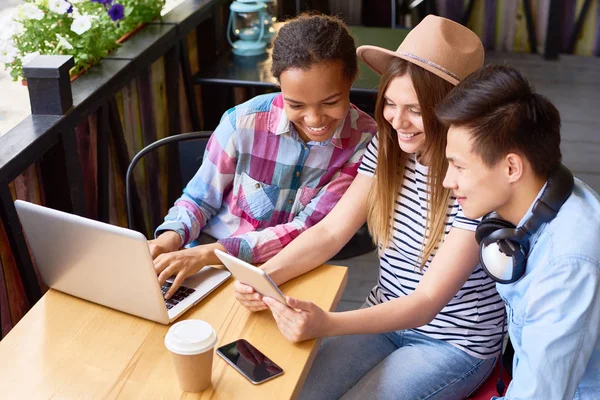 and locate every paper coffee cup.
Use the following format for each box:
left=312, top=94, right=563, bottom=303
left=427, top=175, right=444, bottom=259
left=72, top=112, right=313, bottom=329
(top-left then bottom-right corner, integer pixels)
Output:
left=165, top=319, right=218, bottom=392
